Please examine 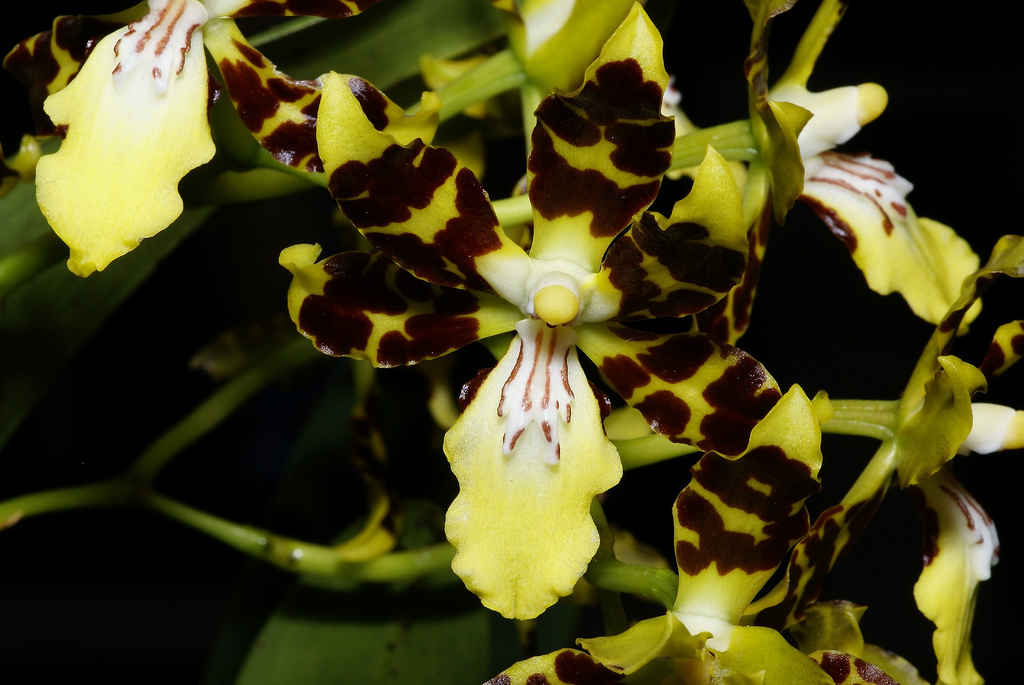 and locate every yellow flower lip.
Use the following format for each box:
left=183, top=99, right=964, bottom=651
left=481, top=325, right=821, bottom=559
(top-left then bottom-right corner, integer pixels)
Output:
left=855, top=82, right=887, bottom=126
left=534, top=284, right=580, bottom=326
